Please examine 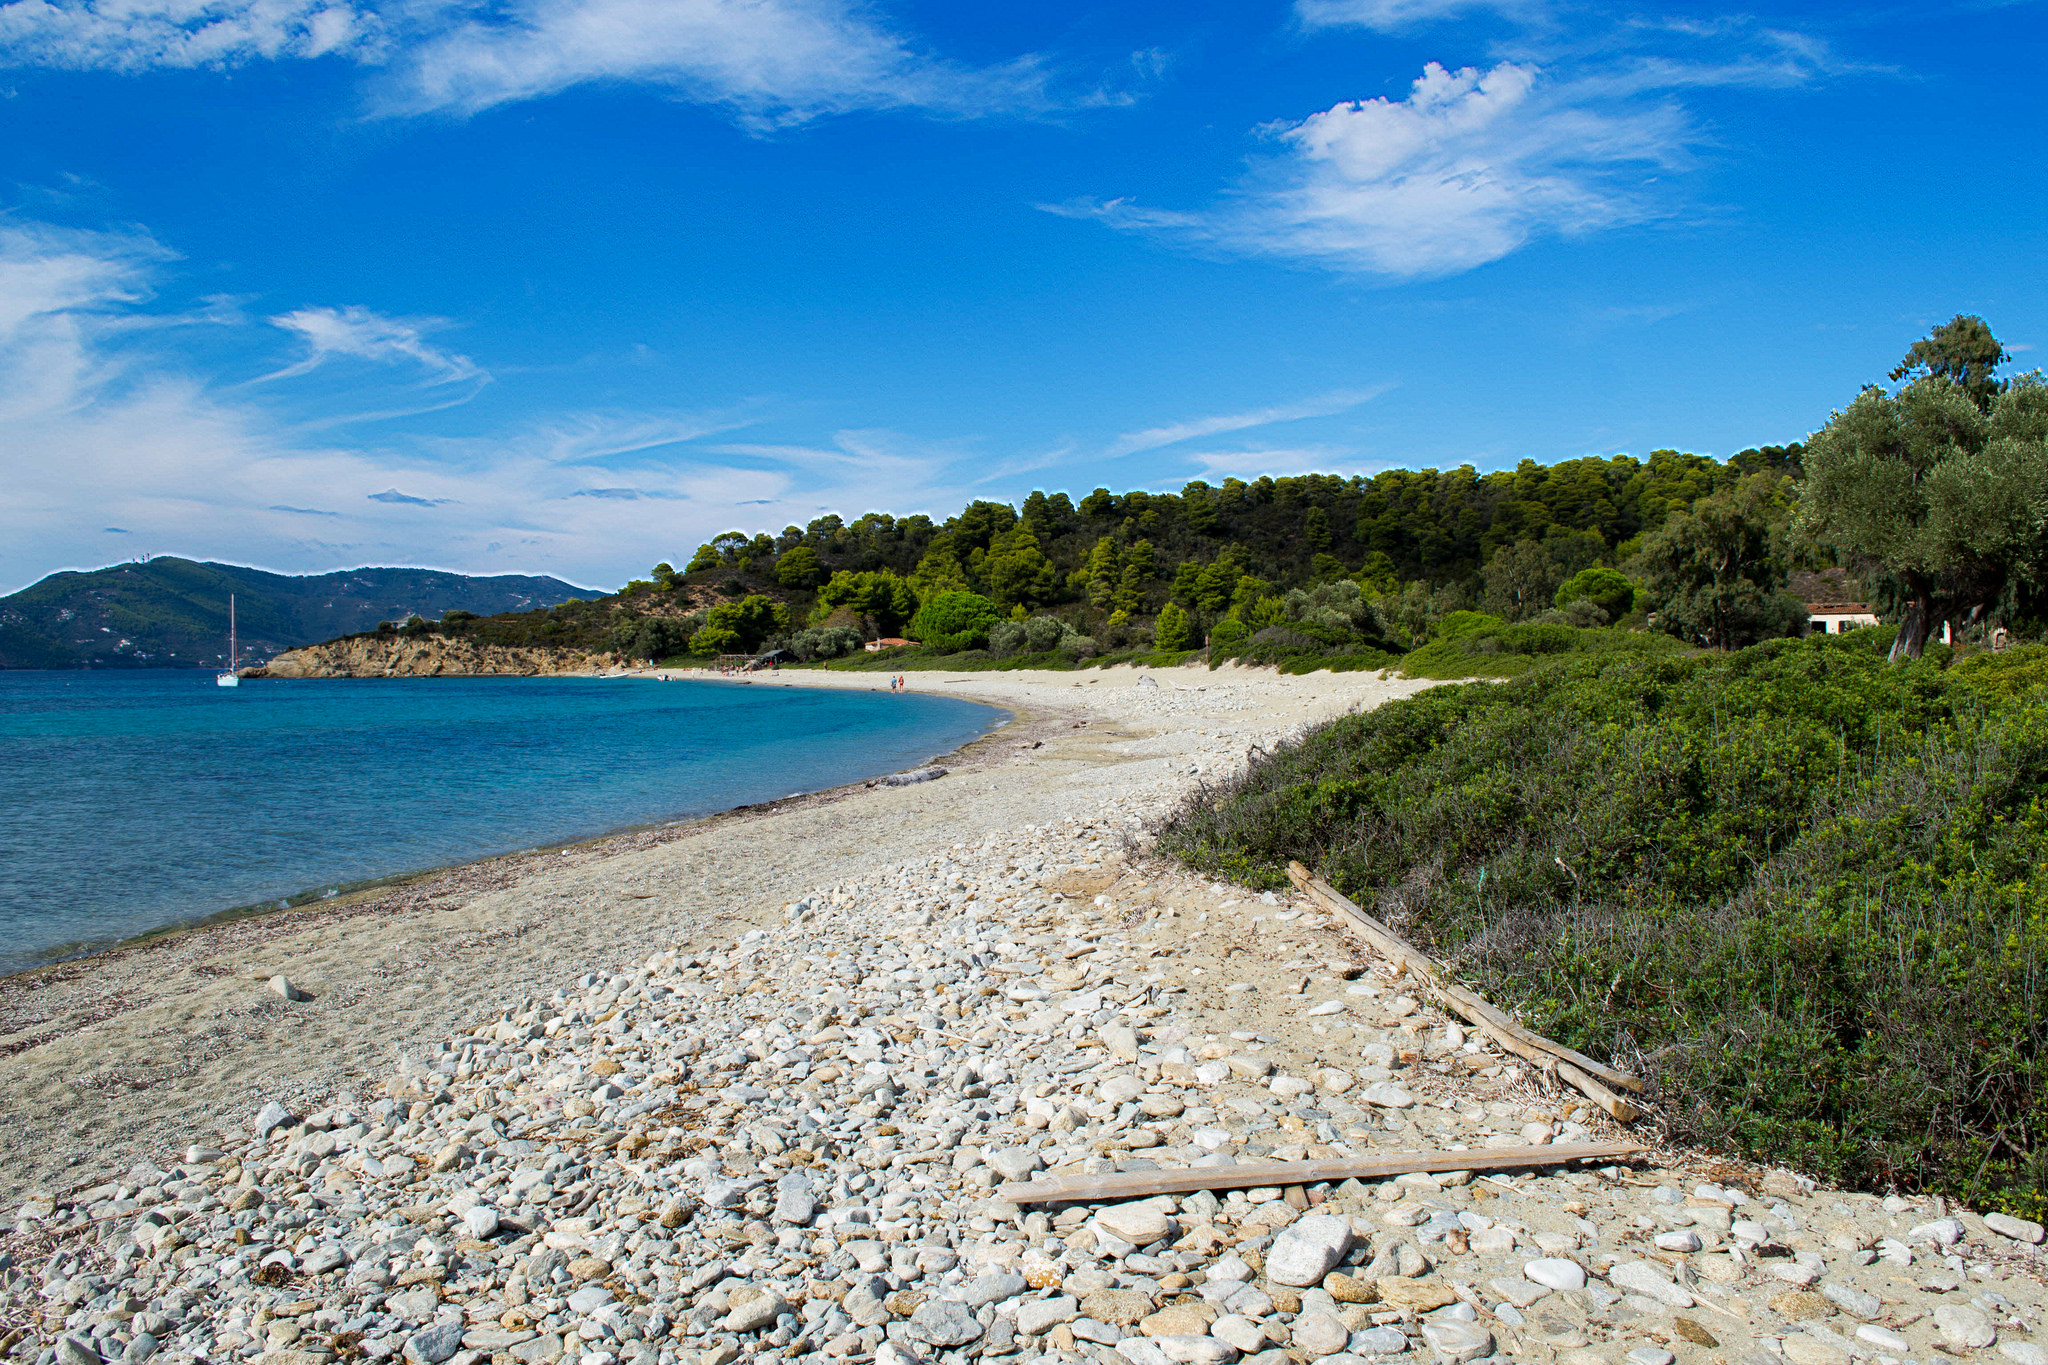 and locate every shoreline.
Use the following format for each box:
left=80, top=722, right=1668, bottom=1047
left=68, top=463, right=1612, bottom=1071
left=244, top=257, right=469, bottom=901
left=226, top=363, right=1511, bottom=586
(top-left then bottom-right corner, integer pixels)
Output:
left=0, top=663, right=1429, bottom=1209
left=1, top=662, right=2025, bottom=1365
left=0, top=672, right=1018, bottom=985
